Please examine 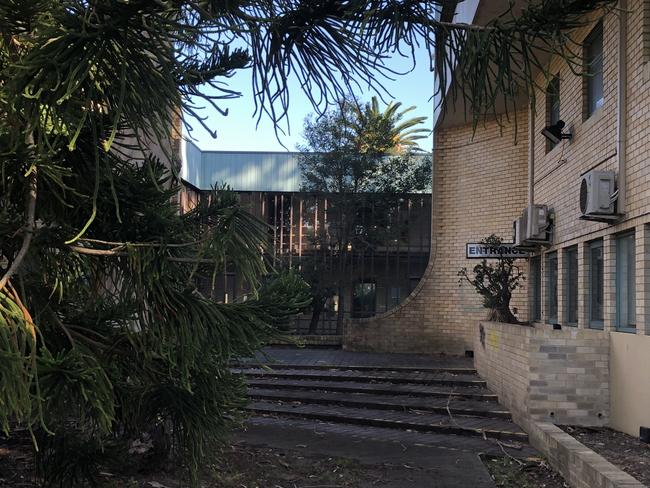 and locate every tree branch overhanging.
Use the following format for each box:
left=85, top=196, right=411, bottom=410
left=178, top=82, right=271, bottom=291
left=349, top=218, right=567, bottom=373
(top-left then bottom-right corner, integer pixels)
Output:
left=0, top=167, right=36, bottom=293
